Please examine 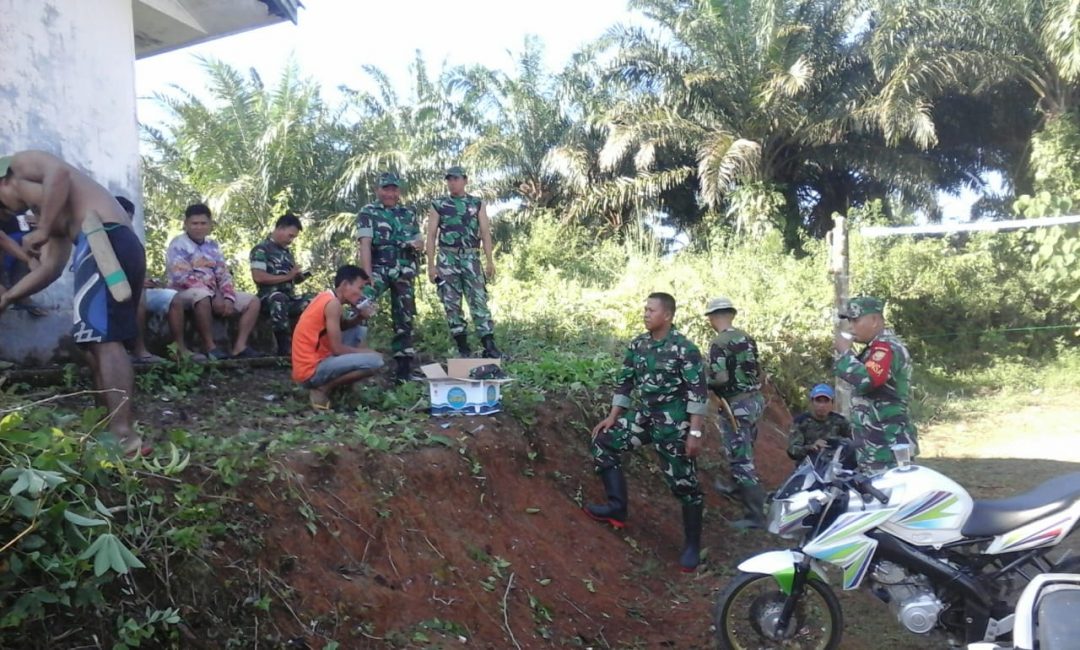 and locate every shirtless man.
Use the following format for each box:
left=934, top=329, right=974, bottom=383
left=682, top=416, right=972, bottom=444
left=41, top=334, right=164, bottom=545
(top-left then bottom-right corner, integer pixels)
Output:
left=0, top=151, right=148, bottom=456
